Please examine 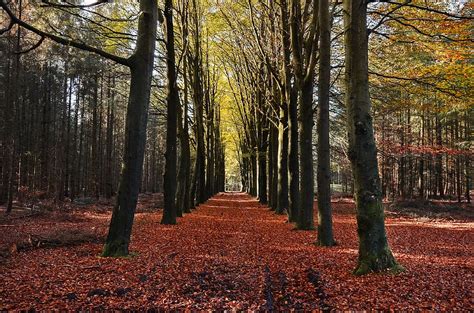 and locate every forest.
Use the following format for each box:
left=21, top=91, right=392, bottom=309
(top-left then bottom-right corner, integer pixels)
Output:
left=0, top=0, right=472, bottom=310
